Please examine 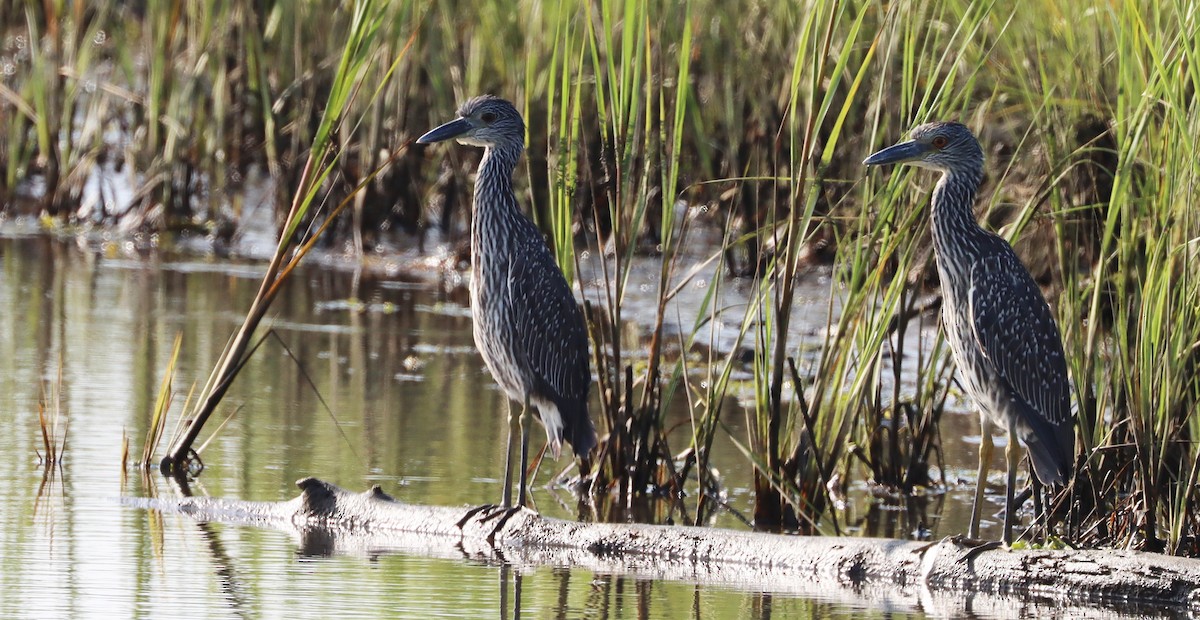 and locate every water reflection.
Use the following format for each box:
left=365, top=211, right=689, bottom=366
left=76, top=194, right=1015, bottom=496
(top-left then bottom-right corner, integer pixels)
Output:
left=196, top=519, right=254, bottom=619
left=499, top=564, right=520, bottom=620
